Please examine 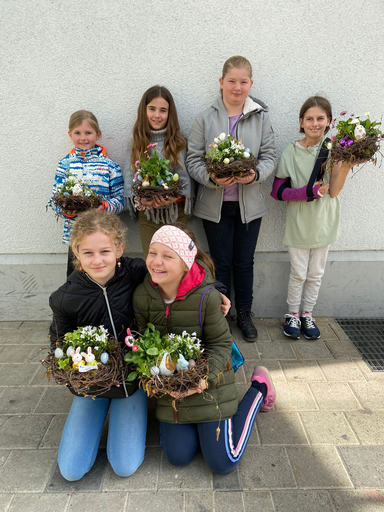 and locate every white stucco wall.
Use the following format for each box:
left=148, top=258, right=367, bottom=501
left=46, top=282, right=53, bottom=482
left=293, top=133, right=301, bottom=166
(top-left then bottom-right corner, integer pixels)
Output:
left=1, top=0, right=383, bottom=255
